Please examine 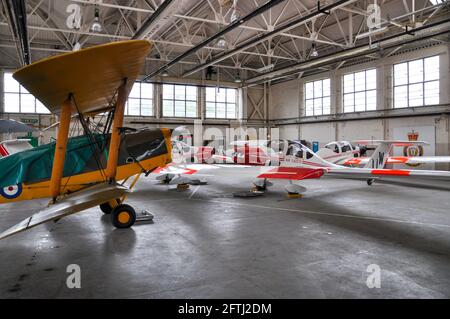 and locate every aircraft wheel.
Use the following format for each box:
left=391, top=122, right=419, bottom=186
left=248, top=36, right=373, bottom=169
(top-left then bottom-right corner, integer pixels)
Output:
left=111, top=204, right=136, bottom=228
left=99, top=199, right=120, bottom=214
left=367, top=179, right=375, bottom=186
